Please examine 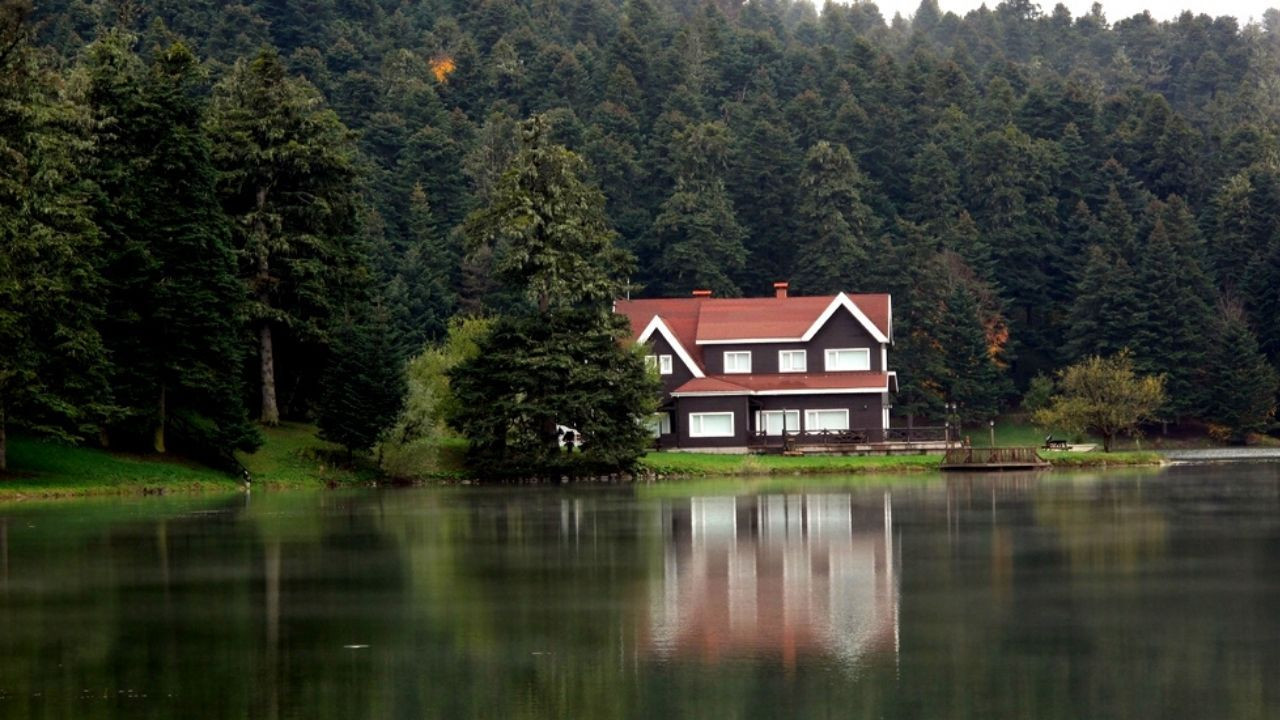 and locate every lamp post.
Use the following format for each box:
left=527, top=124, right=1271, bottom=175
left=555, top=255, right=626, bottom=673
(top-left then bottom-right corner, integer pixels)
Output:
left=988, top=419, right=996, bottom=448
left=944, top=402, right=958, bottom=448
